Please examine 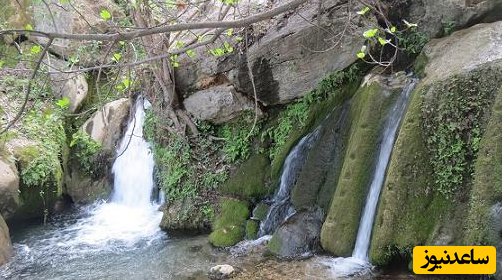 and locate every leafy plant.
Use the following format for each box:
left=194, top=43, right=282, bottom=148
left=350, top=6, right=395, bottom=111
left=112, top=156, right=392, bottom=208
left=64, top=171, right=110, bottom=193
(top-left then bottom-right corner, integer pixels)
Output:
left=70, top=130, right=102, bottom=175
